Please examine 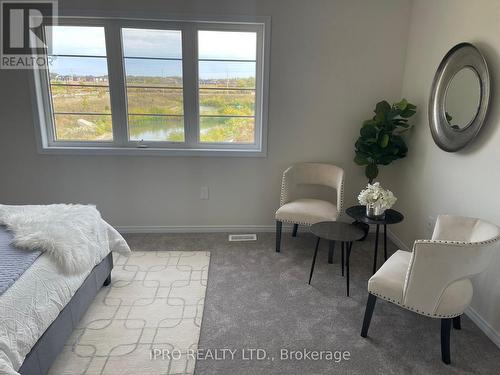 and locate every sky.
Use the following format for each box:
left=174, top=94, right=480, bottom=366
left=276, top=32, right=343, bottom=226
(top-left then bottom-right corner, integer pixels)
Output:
left=48, top=26, right=257, bottom=79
